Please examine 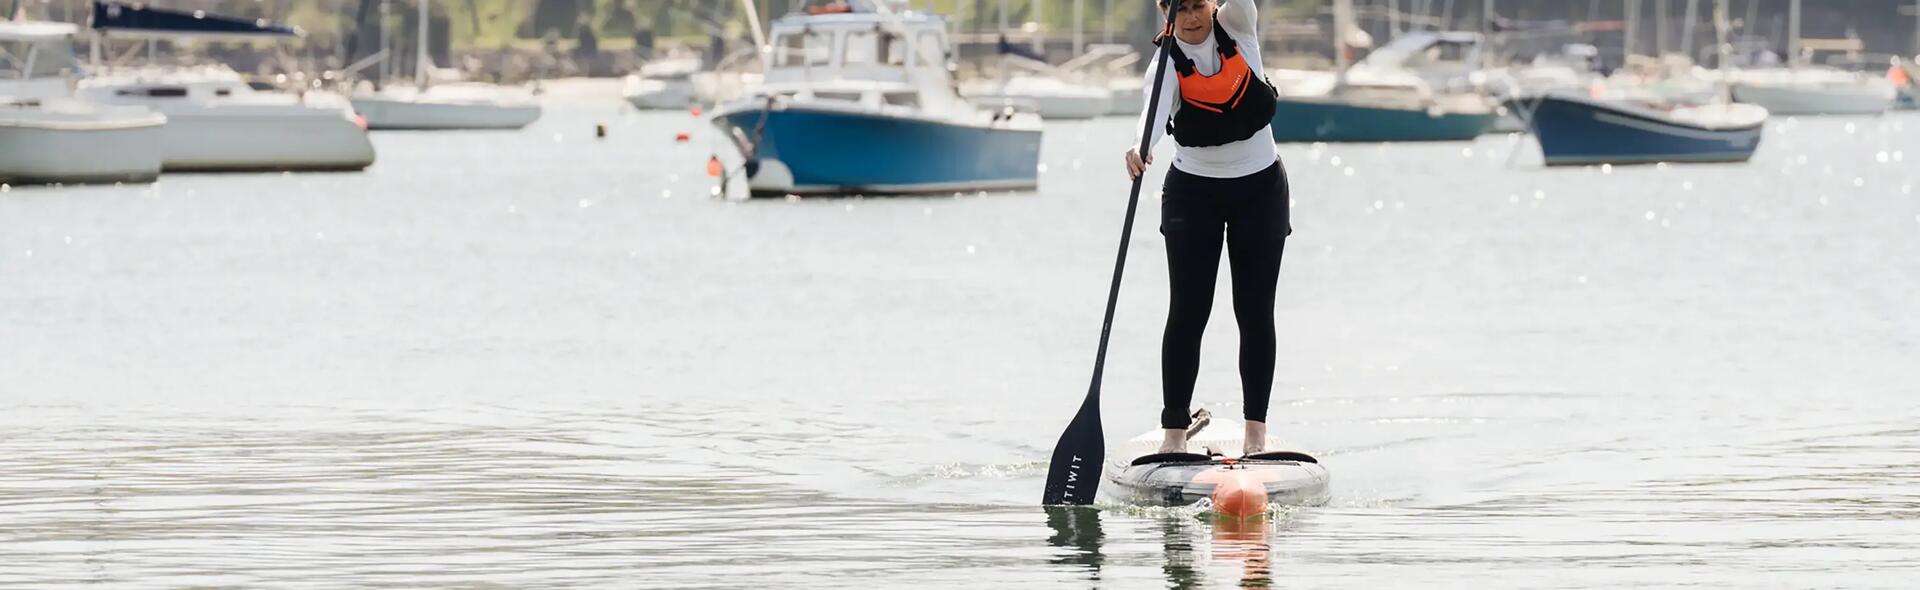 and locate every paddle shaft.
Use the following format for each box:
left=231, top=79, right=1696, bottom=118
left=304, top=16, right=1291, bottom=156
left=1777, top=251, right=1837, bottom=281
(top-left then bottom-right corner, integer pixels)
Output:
left=1092, top=2, right=1183, bottom=409
left=1042, top=0, right=1183, bottom=506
